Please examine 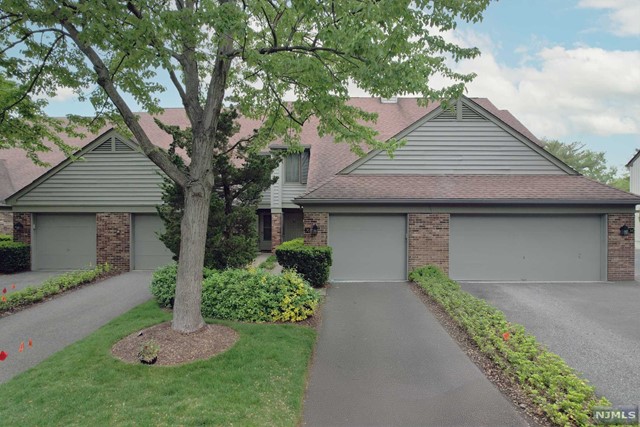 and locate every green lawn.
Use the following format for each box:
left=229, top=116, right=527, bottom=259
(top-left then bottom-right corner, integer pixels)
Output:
left=0, top=301, right=316, bottom=426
